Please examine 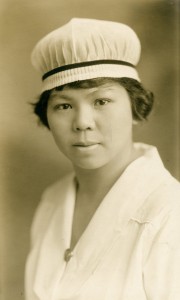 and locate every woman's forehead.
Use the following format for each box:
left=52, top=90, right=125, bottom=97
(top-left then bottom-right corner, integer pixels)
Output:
left=50, top=82, right=125, bottom=99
